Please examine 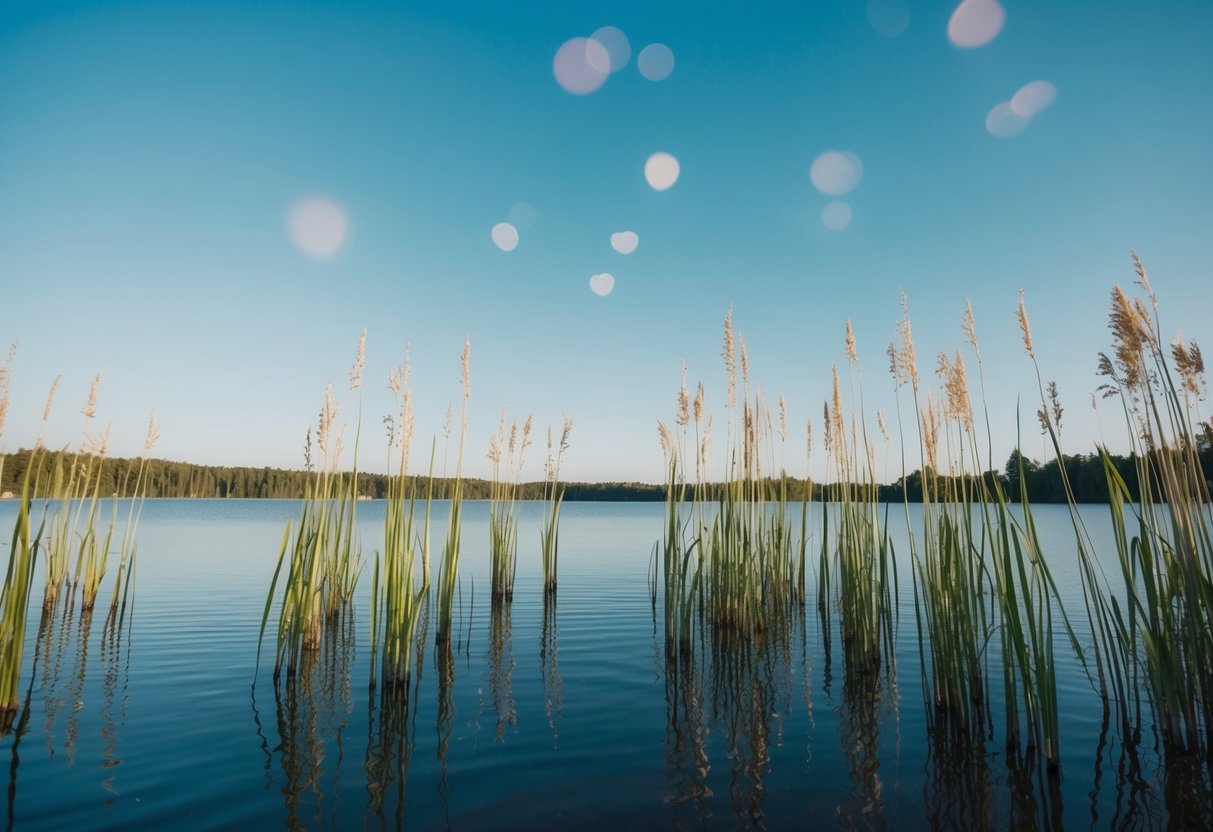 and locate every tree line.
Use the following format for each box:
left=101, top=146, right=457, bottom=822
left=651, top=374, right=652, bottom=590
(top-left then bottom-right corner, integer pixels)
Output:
left=1, top=441, right=1209, bottom=503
